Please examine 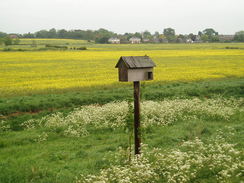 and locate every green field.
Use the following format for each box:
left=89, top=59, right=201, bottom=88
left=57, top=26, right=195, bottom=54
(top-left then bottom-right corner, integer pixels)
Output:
left=0, top=40, right=243, bottom=183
